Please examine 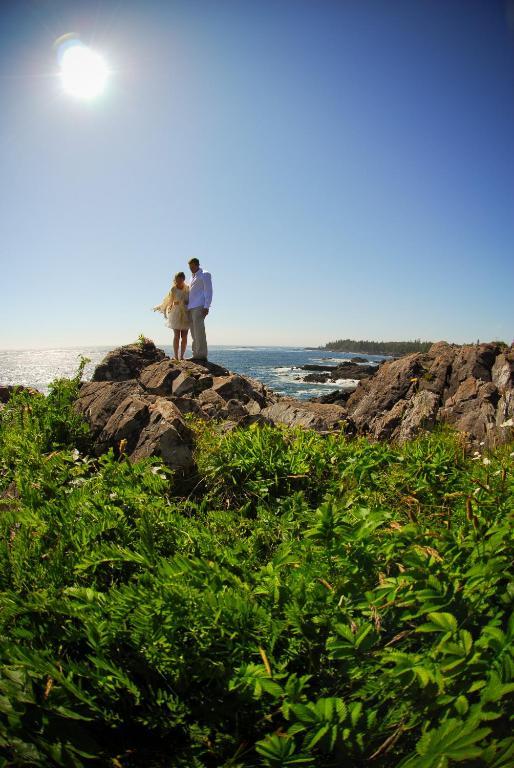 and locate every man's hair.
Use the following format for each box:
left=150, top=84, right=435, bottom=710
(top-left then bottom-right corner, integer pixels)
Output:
left=188, top=258, right=200, bottom=267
